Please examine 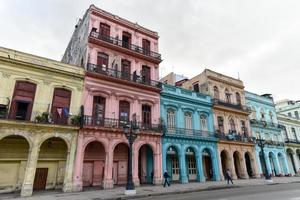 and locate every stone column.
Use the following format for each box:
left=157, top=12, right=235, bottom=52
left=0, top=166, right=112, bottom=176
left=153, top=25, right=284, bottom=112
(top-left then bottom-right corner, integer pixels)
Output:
left=179, top=151, right=188, bottom=183
left=196, top=154, right=205, bottom=182
left=72, top=133, right=84, bottom=192
left=63, top=136, right=77, bottom=192
left=212, top=151, right=221, bottom=181
left=132, top=143, right=140, bottom=186
left=21, top=144, right=39, bottom=197
left=102, top=150, right=114, bottom=189
left=274, top=156, right=282, bottom=175
left=153, top=152, right=162, bottom=185
left=217, top=149, right=225, bottom=181
left=293, top=153, right=300, bottom=173
left=230, top=153, right=238, bottom=179
left=265, top=153, right=272, bottom=177
left=241, top=157, right=249, bottom=179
